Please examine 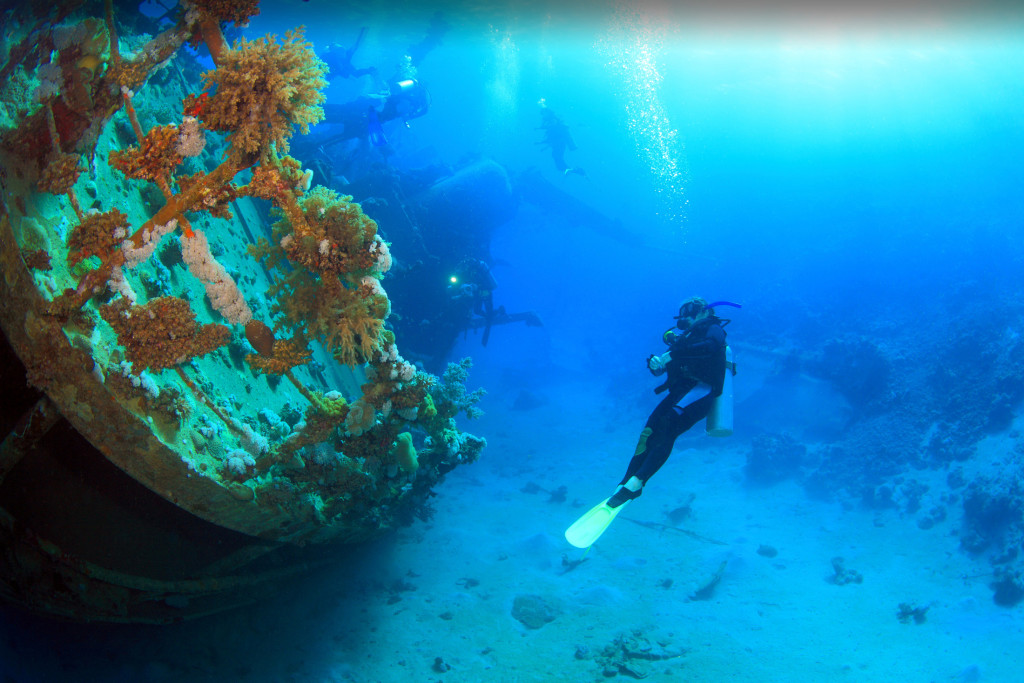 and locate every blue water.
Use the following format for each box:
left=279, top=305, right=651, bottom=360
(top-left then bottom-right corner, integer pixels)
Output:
left=3, top=2, right=1024, bottom=681
left=247, top=1, right=1024, bottom=362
